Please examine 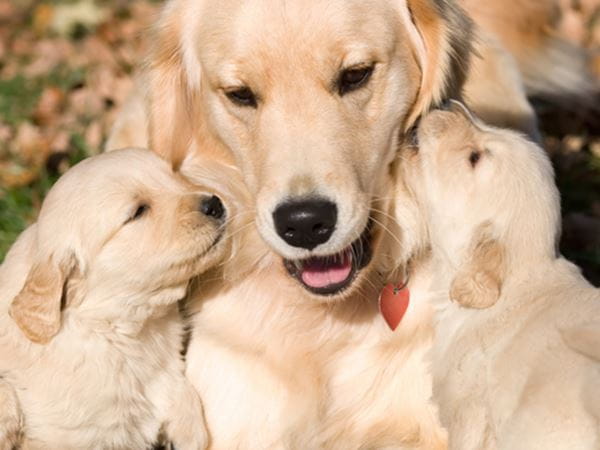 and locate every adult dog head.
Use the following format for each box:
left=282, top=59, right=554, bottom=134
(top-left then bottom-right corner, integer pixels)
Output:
left=145, top=0, right=473, bottom=298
